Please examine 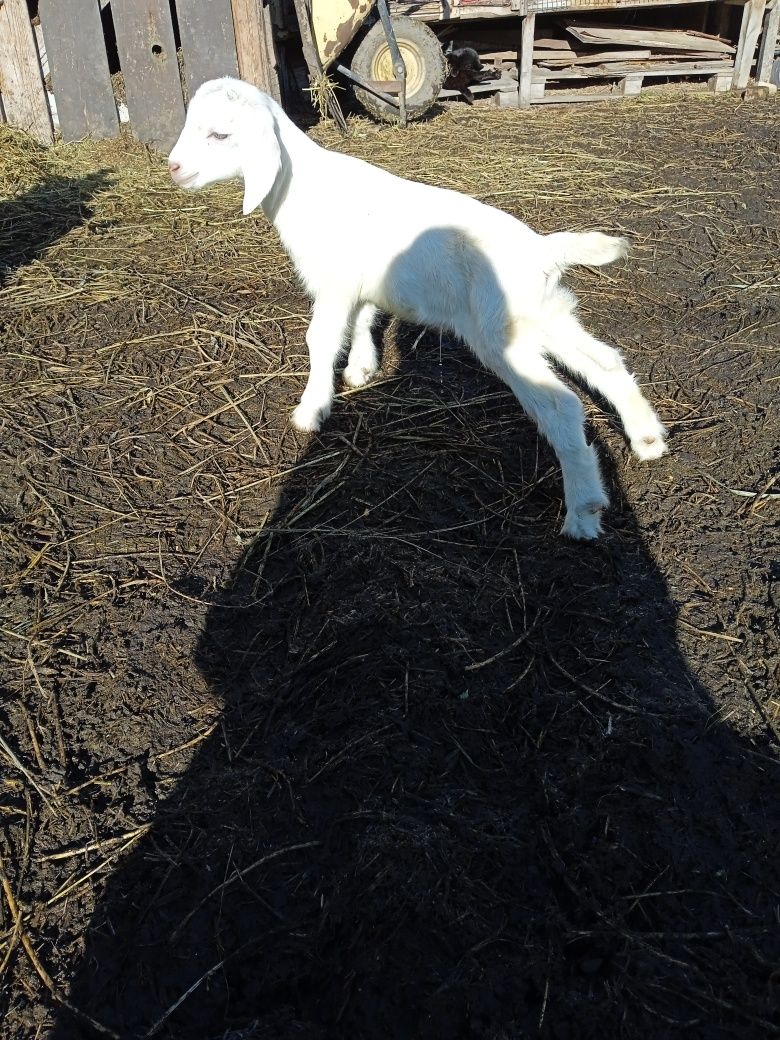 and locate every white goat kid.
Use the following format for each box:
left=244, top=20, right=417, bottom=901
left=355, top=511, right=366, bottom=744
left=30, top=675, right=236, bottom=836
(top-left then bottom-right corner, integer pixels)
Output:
left=168, top=77, right=667, bottom=539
